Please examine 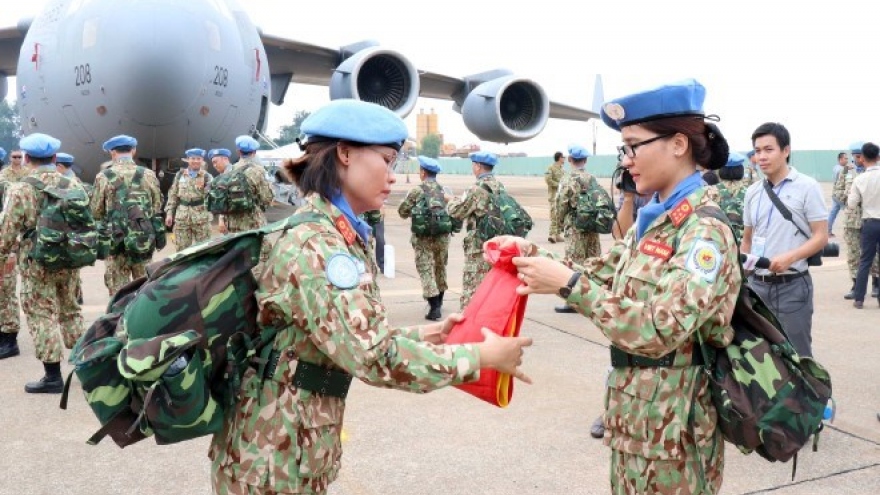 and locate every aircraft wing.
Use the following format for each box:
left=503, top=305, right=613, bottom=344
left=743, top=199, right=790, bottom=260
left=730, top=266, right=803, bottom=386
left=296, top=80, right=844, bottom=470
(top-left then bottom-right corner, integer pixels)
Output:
left=260, top=34, right=341, bottom=87
left=0, top=25, right=28, bottom=77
